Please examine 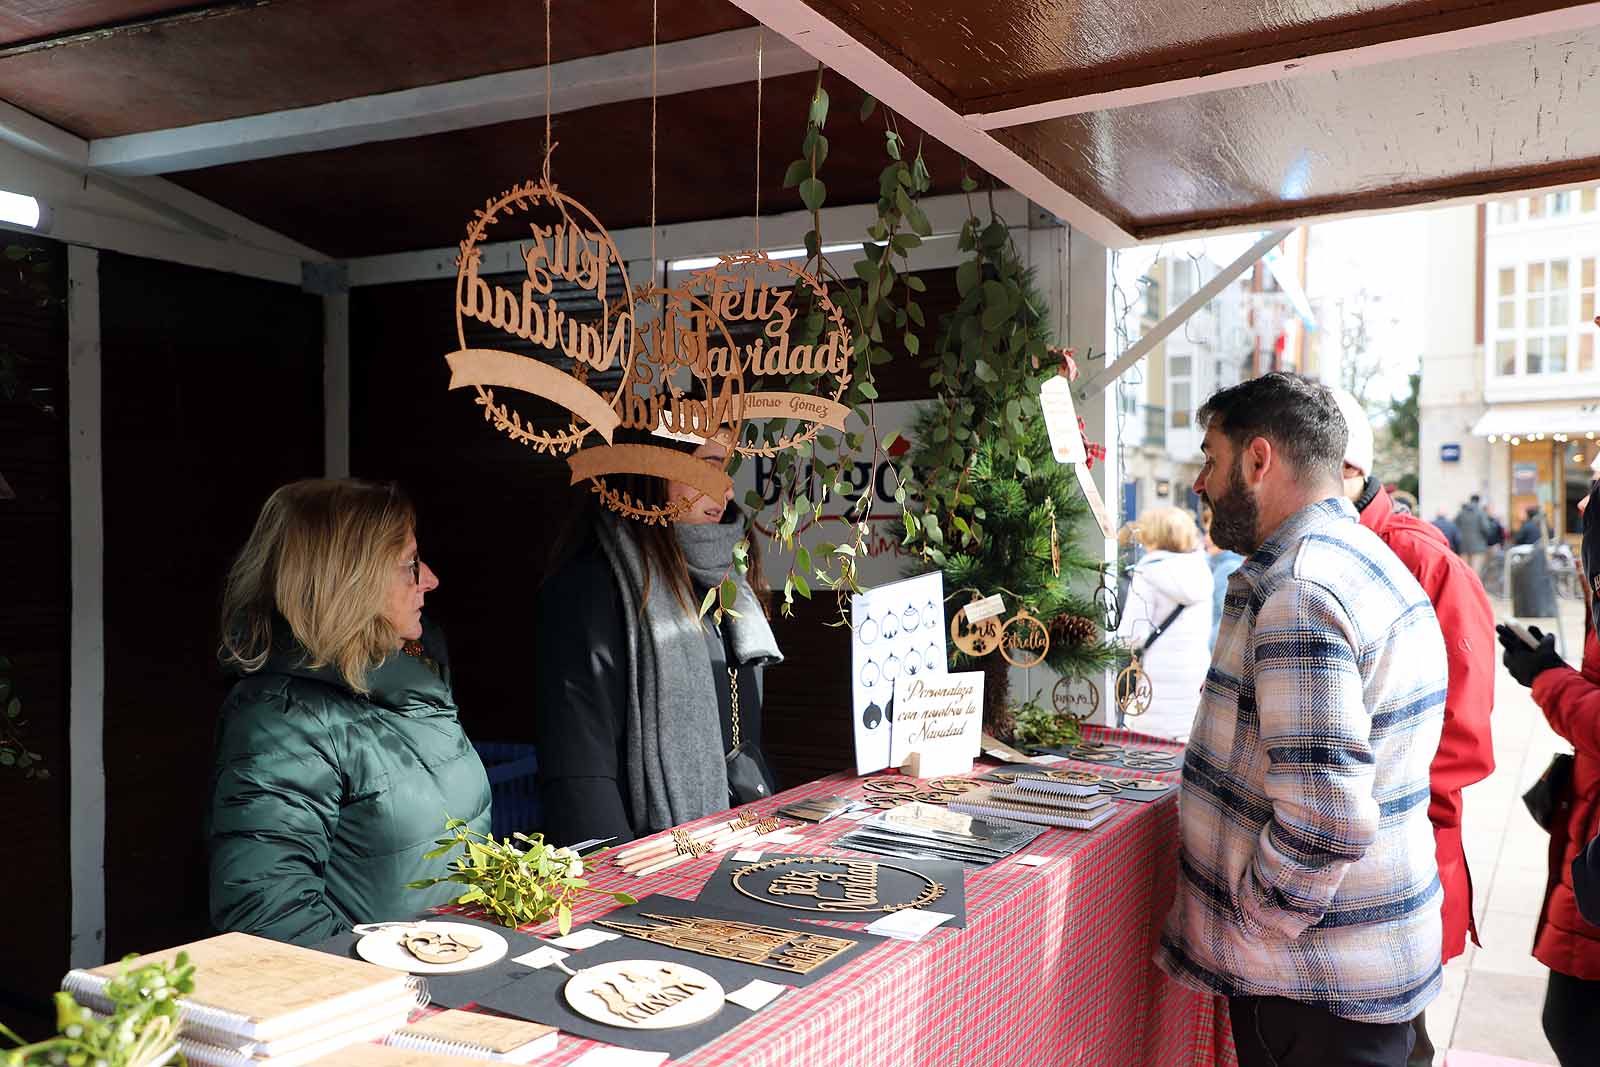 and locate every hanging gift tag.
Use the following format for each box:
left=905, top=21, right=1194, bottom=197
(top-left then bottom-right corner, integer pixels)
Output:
left=1074, top=462, right=1114, bottom=538
left=1040, top=375, right=1087, bottom=464
left=965, top=594, right=1007, bottom=622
